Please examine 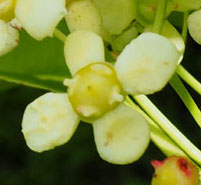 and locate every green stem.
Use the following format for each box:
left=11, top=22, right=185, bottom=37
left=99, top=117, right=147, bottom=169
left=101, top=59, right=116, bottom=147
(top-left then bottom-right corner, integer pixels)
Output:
left=133, top=95, right=201, bottom=167
left=170, top=74, right=201, bottom=128
left=54, top=28, right=67, bottom=43
left=177, top=65, right=201, bottom=96
left=182, top=12, right=189, bottom=44
left=153, top=0, right=168, bottom=33
left=125, top=97, right=186, bottom=157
